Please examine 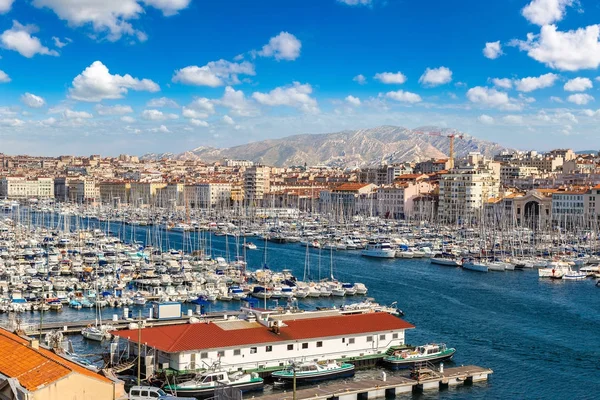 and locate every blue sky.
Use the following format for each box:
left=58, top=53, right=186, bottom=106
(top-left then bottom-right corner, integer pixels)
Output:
left=1, top=0, right=600, bottom=155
